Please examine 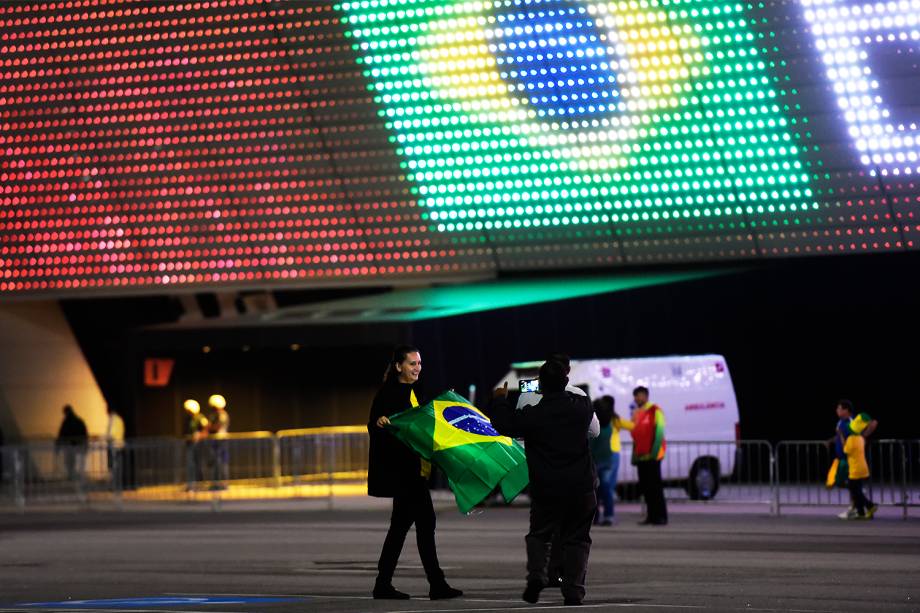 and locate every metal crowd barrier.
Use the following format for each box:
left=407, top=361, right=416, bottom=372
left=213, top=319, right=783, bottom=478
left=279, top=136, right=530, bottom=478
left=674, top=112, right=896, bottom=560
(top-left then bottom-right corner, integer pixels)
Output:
left=1, top=436, right=917, bottom=517
left=0, top=439, right=115, bottom=508
left=615, top=440, right=776, bottom=509
left=277, top=426, right=369, bottom=482
left=774, top=439, right=919, bottom=519
left=0, top=428, right=370, bottom=510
